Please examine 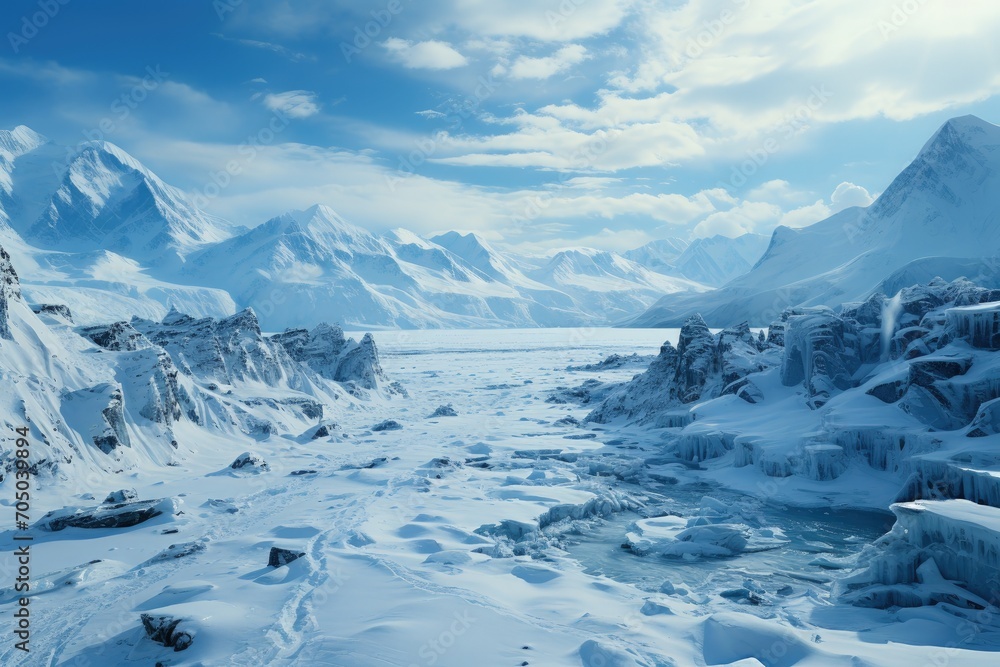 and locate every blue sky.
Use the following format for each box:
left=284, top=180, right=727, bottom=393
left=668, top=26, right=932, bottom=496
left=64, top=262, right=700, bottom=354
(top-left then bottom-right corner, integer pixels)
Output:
left=2, top=0, right=999, bottom=253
